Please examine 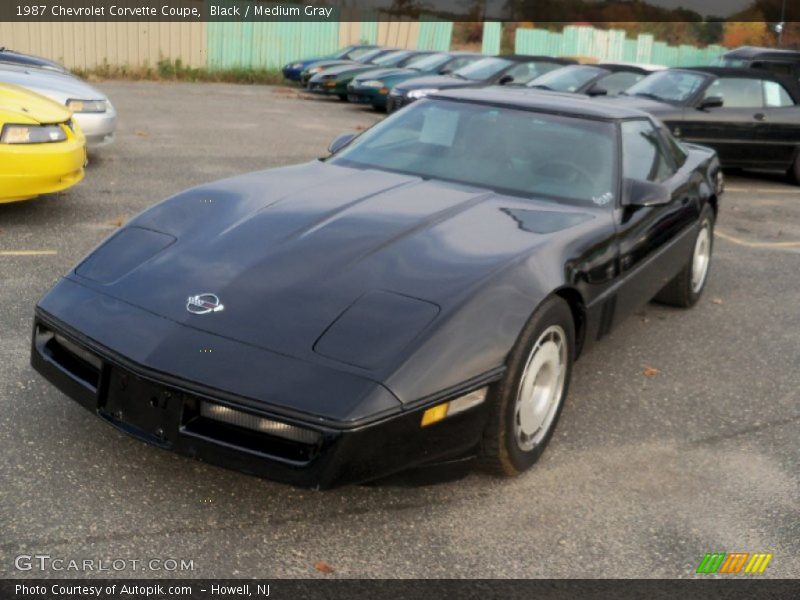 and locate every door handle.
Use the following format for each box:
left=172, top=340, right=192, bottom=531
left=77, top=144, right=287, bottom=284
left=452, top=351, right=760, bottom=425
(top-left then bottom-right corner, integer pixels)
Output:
left=754, top=113, right=766, bottom=121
